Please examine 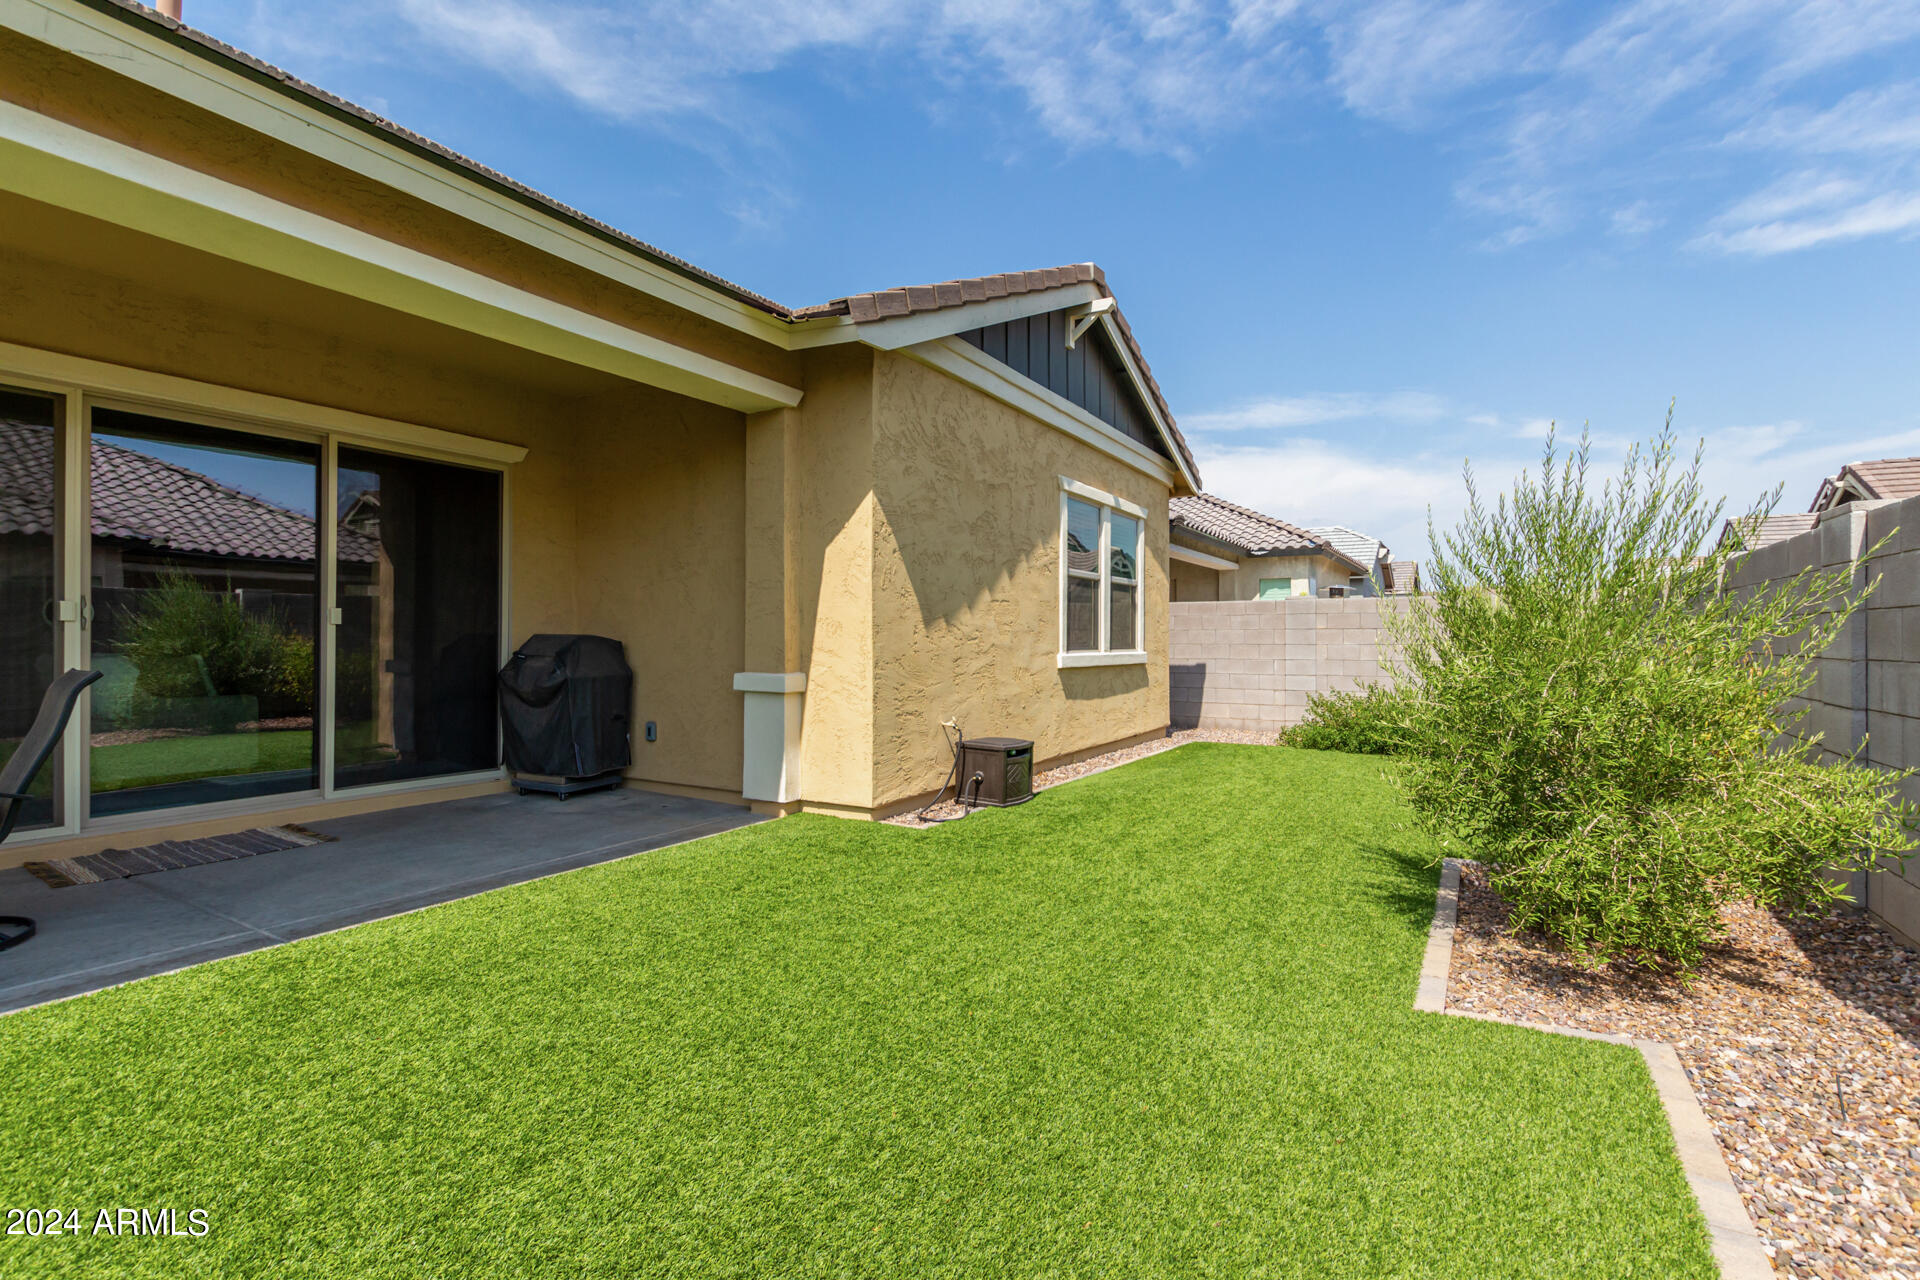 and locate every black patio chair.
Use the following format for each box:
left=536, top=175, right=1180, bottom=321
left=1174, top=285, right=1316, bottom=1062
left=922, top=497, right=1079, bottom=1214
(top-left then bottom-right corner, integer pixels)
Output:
left=1, top=669, right=102, bottom=951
